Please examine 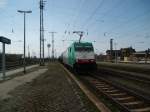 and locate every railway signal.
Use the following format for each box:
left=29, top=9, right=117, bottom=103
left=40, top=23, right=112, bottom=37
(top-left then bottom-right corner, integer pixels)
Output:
left=0, top=36, right=11, bottom=80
